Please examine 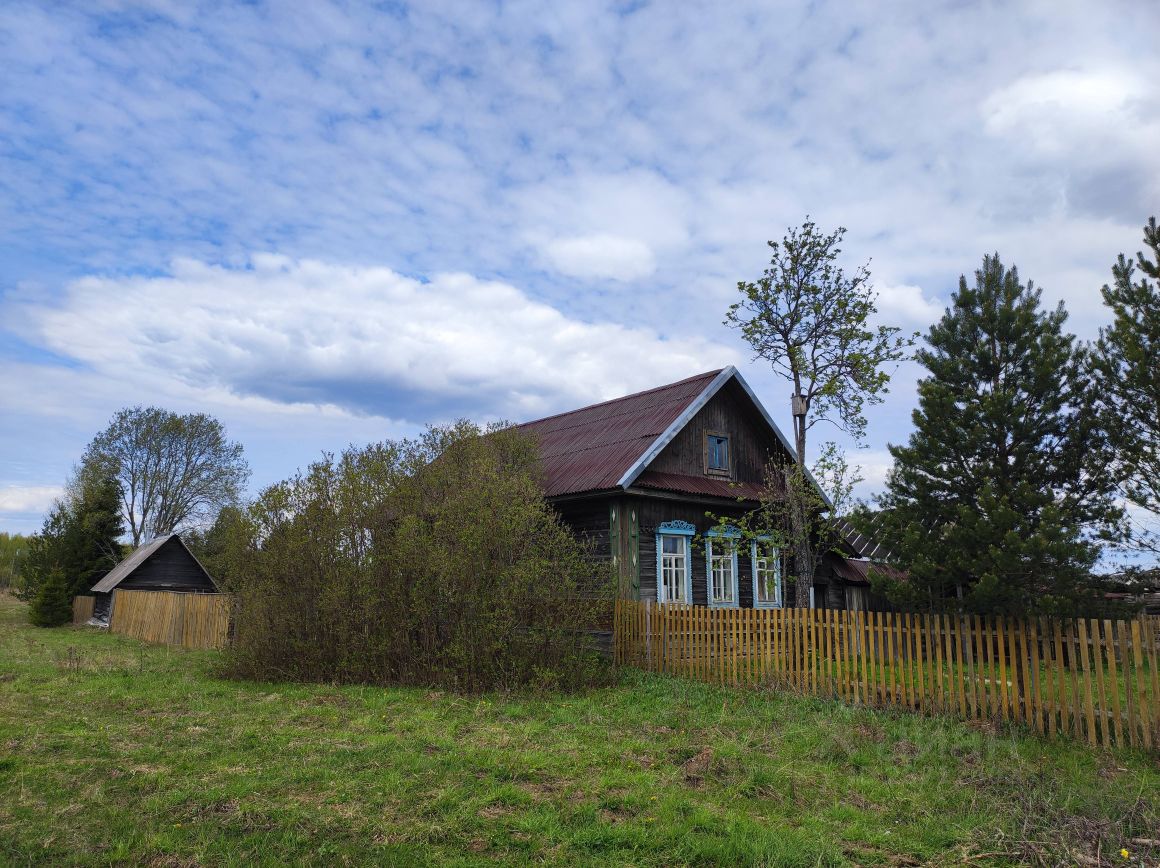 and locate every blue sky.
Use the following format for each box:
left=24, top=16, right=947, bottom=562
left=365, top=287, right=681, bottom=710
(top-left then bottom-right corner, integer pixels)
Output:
left=1, top=1, right=1158, bottom=564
